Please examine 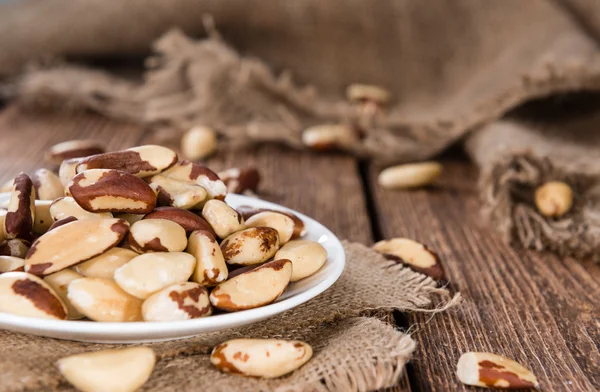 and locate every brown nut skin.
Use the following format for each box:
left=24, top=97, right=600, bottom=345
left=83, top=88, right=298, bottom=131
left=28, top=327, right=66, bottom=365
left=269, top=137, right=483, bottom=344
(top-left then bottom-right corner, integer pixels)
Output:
left=373, top=238, right=445, bottom=281
left=0, top=239, right=31, bottom=258
left=143, top=206, right=215, bottom=236
left=0, top=271, right=68, bottom=320
left=45, top=140, right=105, bottom=166
left=220, top=227, right=280, bottom=266
left=47, top=216, right=78, bottom=232
left=218, top=167, right=261, bottom=194
left=50, top=196, right=113, bottom=221
left=147, top=174, right=207, bottom=210
left=32, top=169, right=63, bottom=201
left=209, top=259, right=292, bottom=312
left=25, top=218, right=129, bottom=277
left=211, top=339, right=313, bottom=378
left=237, top=206, right=306, bottom=239
left=4, top=173, right=35, bottom=241
left=127, top=219, right=188, bottom=253
left=68, top=169, right=157, bottom=214
left=457, top=352, right=539, bottom=389
left=161, top=160, right=227, bottom=201
left=142, top=282, right=212, bottom=322
left=76, top=145, right=178, bottom=178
